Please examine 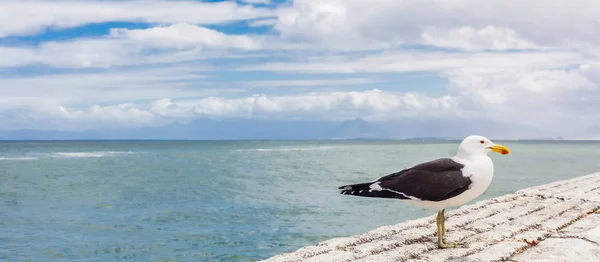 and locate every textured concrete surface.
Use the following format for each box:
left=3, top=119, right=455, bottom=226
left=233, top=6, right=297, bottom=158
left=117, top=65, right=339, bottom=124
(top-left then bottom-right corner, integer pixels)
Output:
left=260, top=172, right=600, bottom=262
